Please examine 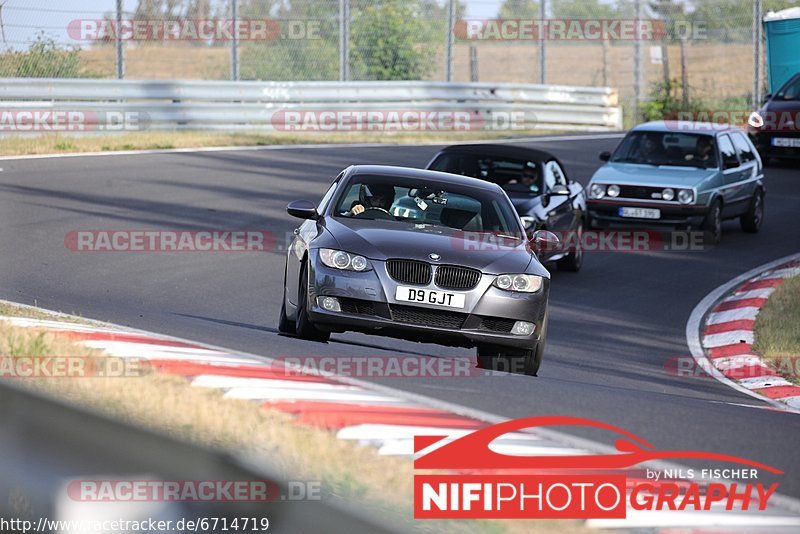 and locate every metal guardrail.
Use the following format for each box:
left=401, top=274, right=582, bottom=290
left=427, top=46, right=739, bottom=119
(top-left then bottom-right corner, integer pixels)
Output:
left=0, top=380, right=396, bottom=533
left=0, top=78, right=622, bottom=132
